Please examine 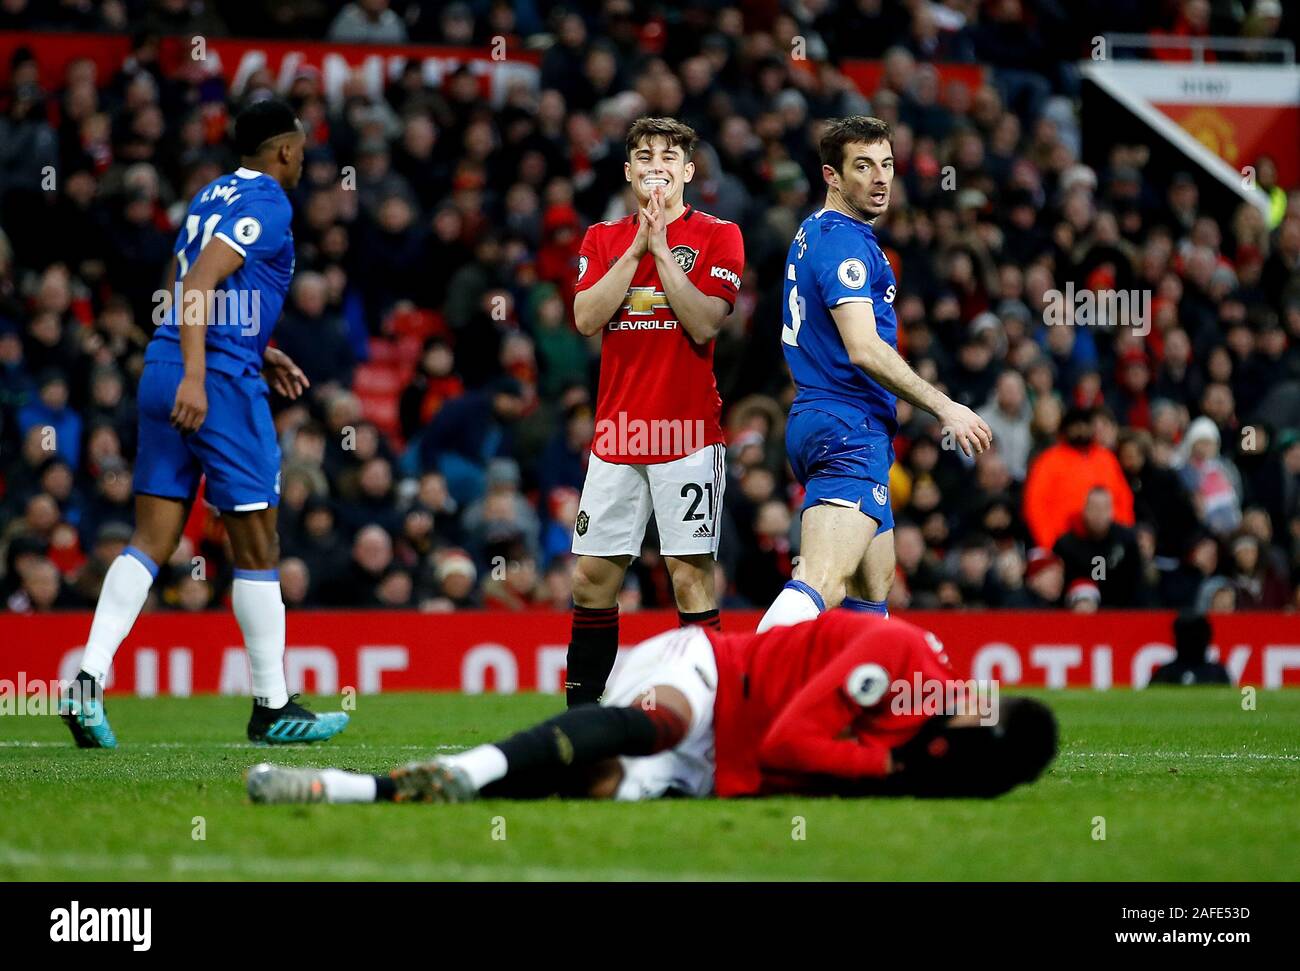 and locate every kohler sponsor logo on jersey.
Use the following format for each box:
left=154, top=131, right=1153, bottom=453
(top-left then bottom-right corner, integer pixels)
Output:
left=1042, top=282, right=1151, bottom=336
left=50, top=901, right=152, bottom=951
left=709, top=265, right=740, bottom=288
left=152, top=284, right=261, bottom=336
left=592, top=411, right=706, bottom=458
